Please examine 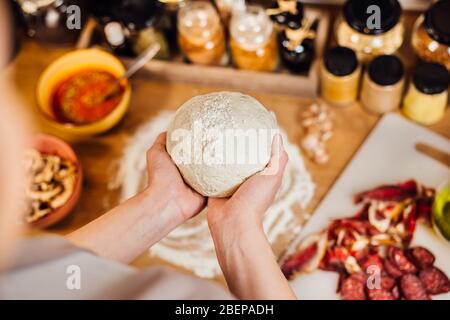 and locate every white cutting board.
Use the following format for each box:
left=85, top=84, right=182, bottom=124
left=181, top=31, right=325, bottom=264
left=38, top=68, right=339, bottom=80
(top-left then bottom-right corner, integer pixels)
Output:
left=289, top=113, right=450, bottom=300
